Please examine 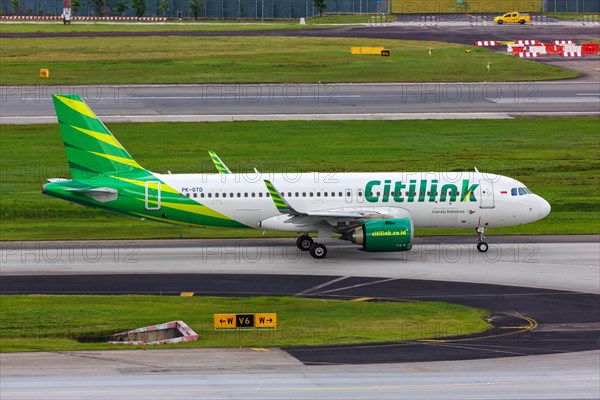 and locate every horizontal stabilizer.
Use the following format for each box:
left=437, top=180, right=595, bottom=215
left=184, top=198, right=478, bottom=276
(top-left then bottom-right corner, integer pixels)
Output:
left=65, top=186, right=118, bottom=202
